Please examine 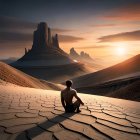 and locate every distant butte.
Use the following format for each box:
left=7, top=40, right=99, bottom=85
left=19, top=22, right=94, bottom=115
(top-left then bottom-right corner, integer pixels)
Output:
left=12, top=22, right=73, bottom=66
left=70, top=47, right=93, bottom=61
left=11, top=22, right=94, bottom=82
left=31, top=22, right=59, bottom=50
